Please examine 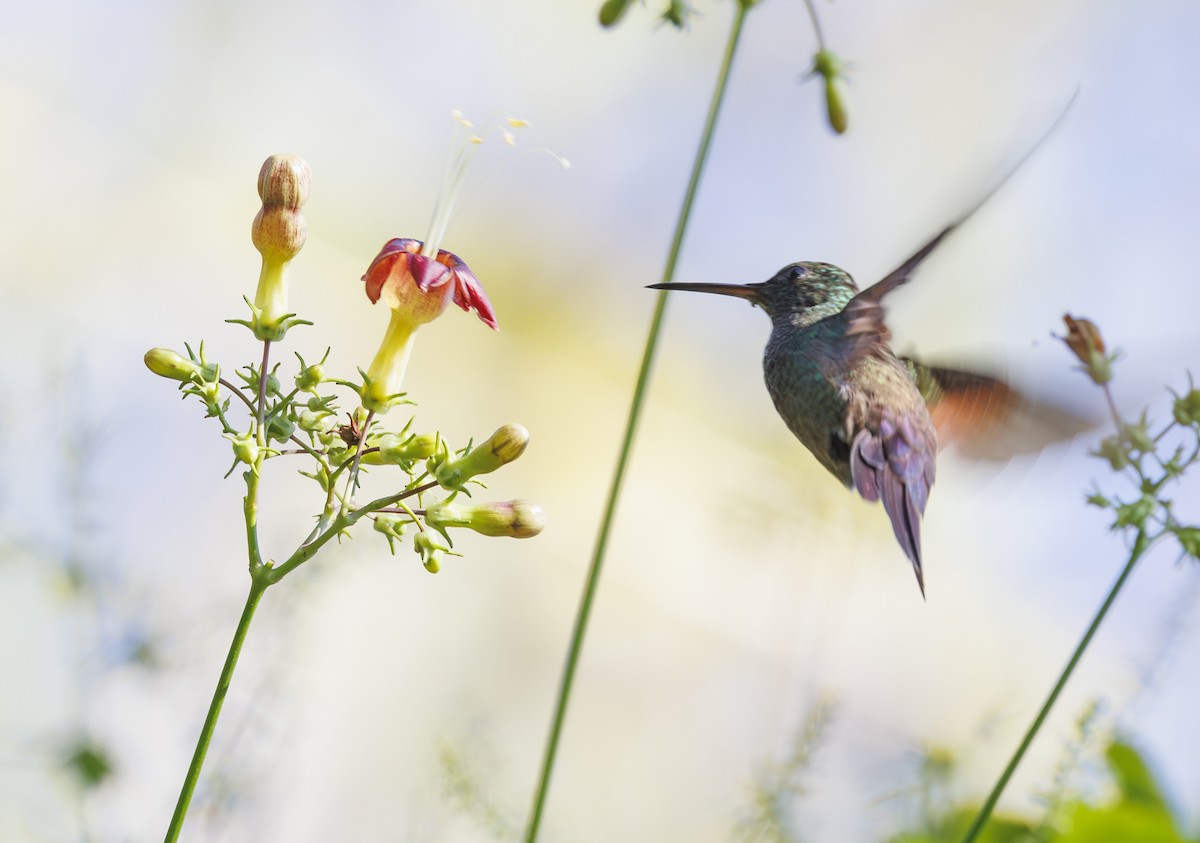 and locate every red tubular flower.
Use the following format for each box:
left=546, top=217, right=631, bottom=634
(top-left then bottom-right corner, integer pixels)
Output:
left=363, top=238, right=497, bottom=329
left=360, top=238, right=497, bottom=412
